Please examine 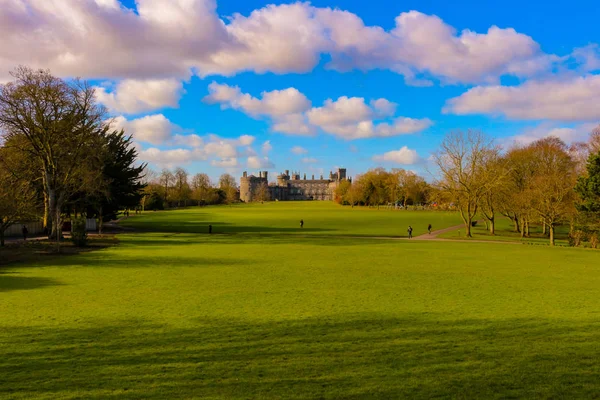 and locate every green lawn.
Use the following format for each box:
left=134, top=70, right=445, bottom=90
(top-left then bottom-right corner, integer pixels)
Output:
left=1, top=203, right=600, bottom=399
left=120, top=201, right=462, bottom=237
